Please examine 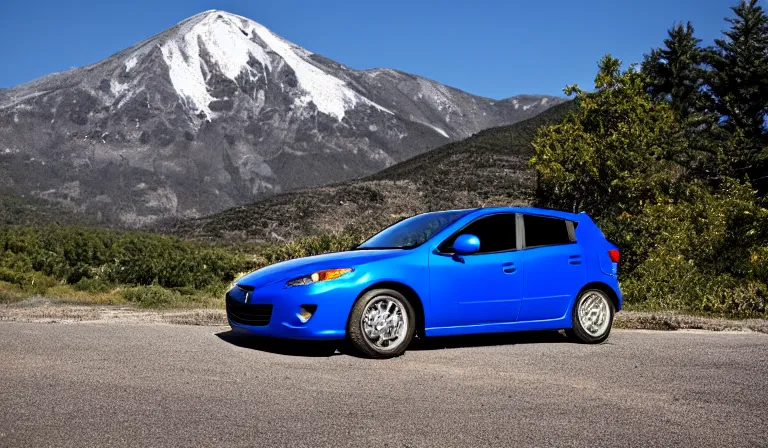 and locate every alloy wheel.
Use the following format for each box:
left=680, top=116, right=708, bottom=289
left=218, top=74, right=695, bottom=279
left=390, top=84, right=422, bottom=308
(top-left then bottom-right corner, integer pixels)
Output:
left=360, top=295, right=409, bottom=351
left=577, top=291, right=611, bottom=337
